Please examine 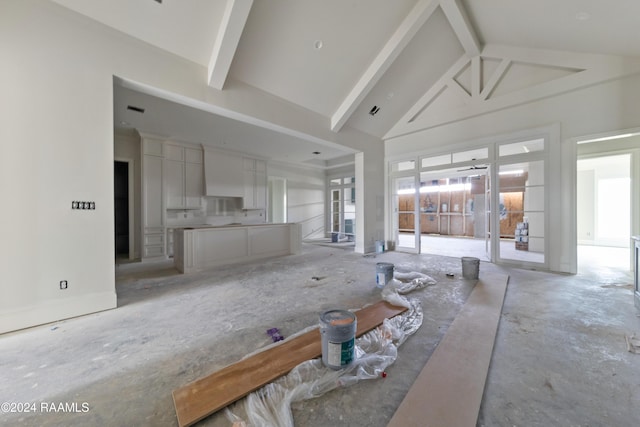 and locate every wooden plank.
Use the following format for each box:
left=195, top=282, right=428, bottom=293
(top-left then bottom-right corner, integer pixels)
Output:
left=387, top=273, right=509, bottom=427
left=173, top=300, right=407, bottom=427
